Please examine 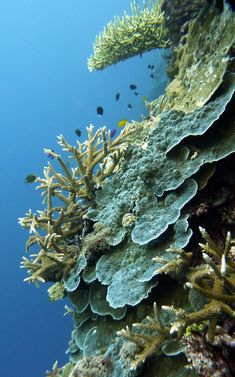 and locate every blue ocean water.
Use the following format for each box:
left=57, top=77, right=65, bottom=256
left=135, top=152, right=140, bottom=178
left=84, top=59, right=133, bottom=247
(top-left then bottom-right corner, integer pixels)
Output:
left=0, top=1, right=168, bottom=376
